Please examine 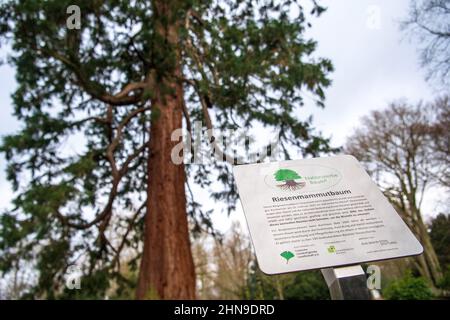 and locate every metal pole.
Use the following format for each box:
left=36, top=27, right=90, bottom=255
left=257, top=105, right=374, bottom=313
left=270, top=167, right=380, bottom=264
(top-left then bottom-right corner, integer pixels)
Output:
left=321, top=265, right=371, bottom=300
